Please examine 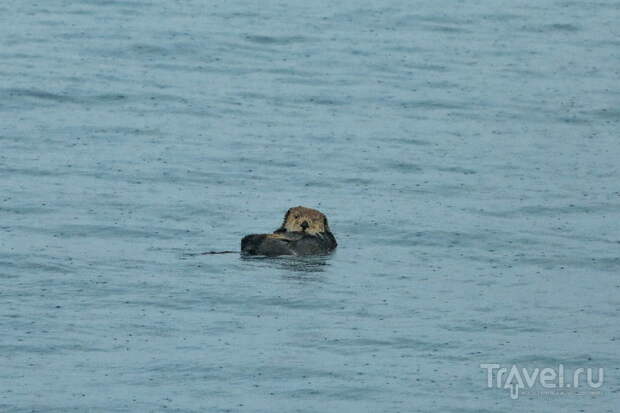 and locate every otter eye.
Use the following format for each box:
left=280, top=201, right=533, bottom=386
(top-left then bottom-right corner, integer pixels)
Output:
left=294, top=215, right=300, bottom=219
